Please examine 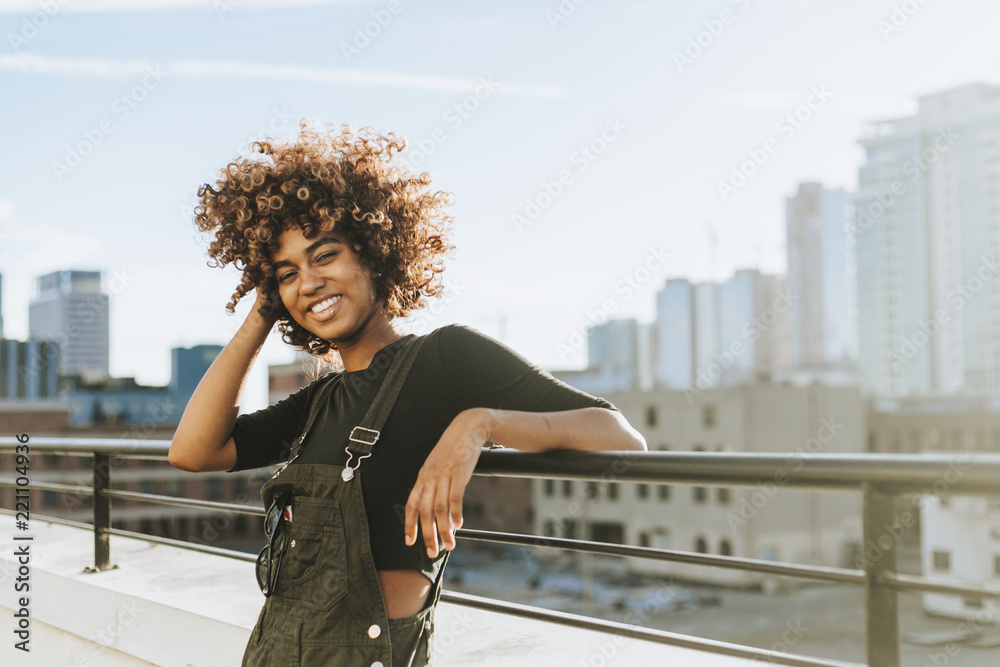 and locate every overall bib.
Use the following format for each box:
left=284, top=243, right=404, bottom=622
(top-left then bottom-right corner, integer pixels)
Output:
left=242, top=463, right=448, bottom=667
left=241, top=335, right=448, bottom=667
